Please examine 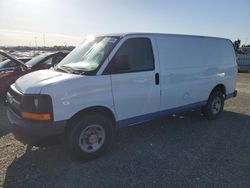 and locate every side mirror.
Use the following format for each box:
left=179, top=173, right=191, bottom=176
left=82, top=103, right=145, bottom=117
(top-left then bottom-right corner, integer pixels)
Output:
left=114, top=55, right=130, bottom=72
